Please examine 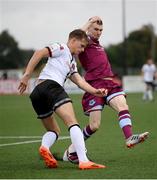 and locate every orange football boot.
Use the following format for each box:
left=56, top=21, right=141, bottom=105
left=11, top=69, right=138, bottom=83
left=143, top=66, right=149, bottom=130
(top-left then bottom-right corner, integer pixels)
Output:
left=39, top=146, right=58, bottom=168
left=79, top=161, right=106, bottom=170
